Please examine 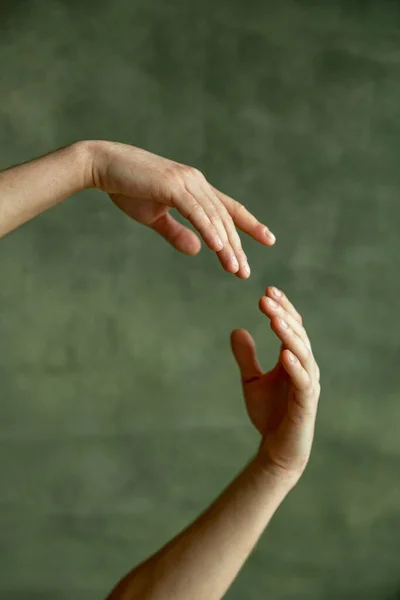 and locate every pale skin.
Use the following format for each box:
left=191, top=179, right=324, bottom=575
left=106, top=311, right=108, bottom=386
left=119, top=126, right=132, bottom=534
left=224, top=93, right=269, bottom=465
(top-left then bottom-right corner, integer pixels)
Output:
left=0, top=140, right=276, bottom=277
left=1, top=141, right=320, bottom=597
left=106, top=288, right=321, bottom=600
